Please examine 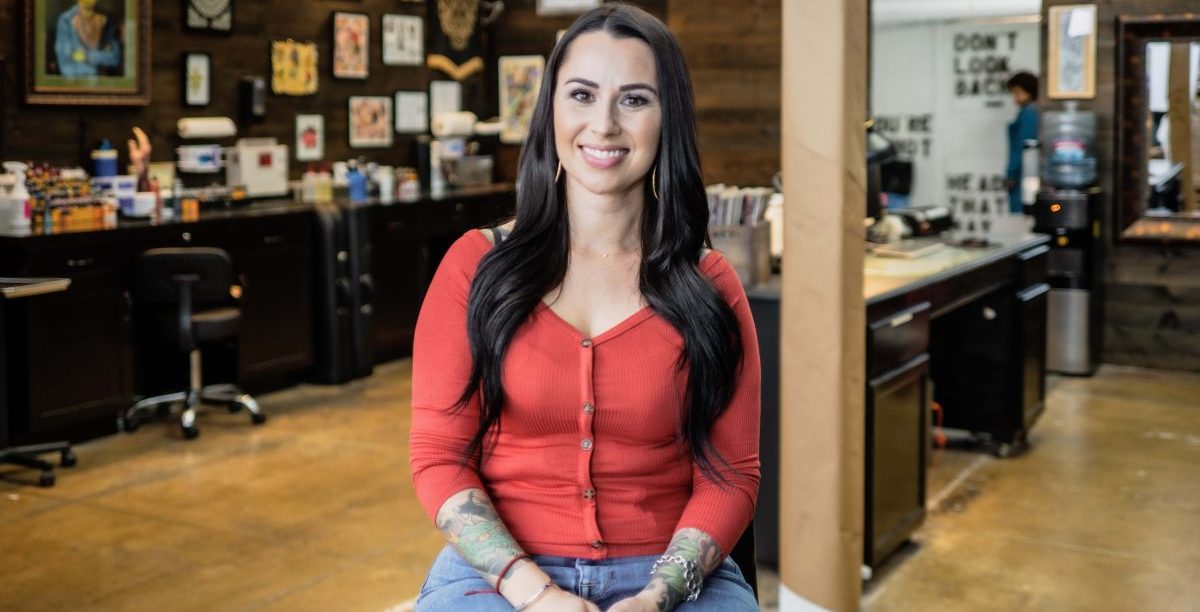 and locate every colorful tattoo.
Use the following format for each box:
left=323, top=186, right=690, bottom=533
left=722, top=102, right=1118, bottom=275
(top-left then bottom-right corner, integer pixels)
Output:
left=435, top=488, right=524, bottom=580
left=641, top=528, right=725, bottom=611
